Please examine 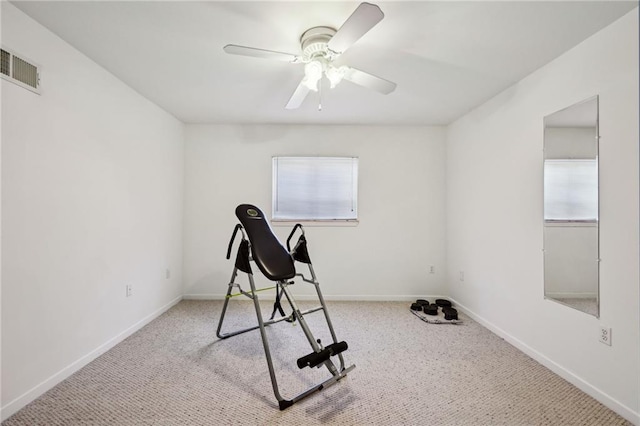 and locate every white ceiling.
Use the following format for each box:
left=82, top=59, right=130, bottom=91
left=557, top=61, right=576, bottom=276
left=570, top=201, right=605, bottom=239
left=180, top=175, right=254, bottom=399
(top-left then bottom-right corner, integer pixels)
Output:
left=10, top=1, right=637, bottom=125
